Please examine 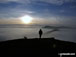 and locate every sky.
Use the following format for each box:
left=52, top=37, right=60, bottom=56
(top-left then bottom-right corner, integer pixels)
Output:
left=0, top=0, right=76, bottom=26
